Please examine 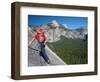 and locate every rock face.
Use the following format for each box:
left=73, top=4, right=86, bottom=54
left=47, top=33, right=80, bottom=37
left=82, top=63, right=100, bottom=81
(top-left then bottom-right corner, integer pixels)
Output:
left=28, top=25, right=66, bottom=66
left=29, top=20, right=87, bottom=43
